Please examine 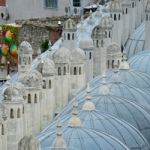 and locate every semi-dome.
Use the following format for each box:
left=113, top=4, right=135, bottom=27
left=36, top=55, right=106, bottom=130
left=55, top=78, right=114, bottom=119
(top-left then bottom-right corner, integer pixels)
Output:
left=19, top=70, right=42, bottom=88
left=3, top=85, right=23, bottom=101
left=100, top=16, right=113, bottom=29
left=53, top=47, right=72, bottom=63
left=36, top=58, right=55, bottom=76
left=40, top=102, right=150, bottom=150
left=79, top=36, right=94, bottom=50
left=39, top=122, right=129, bottom=150
left=125, top=22, right=145, bottom=58
left=63, top=18, right=77, bottom=30
left=71, top=48, right=85, bottom=63
left=129, top=50, right=150, bottom=75
left=19, top=41, right=33, bottom=54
